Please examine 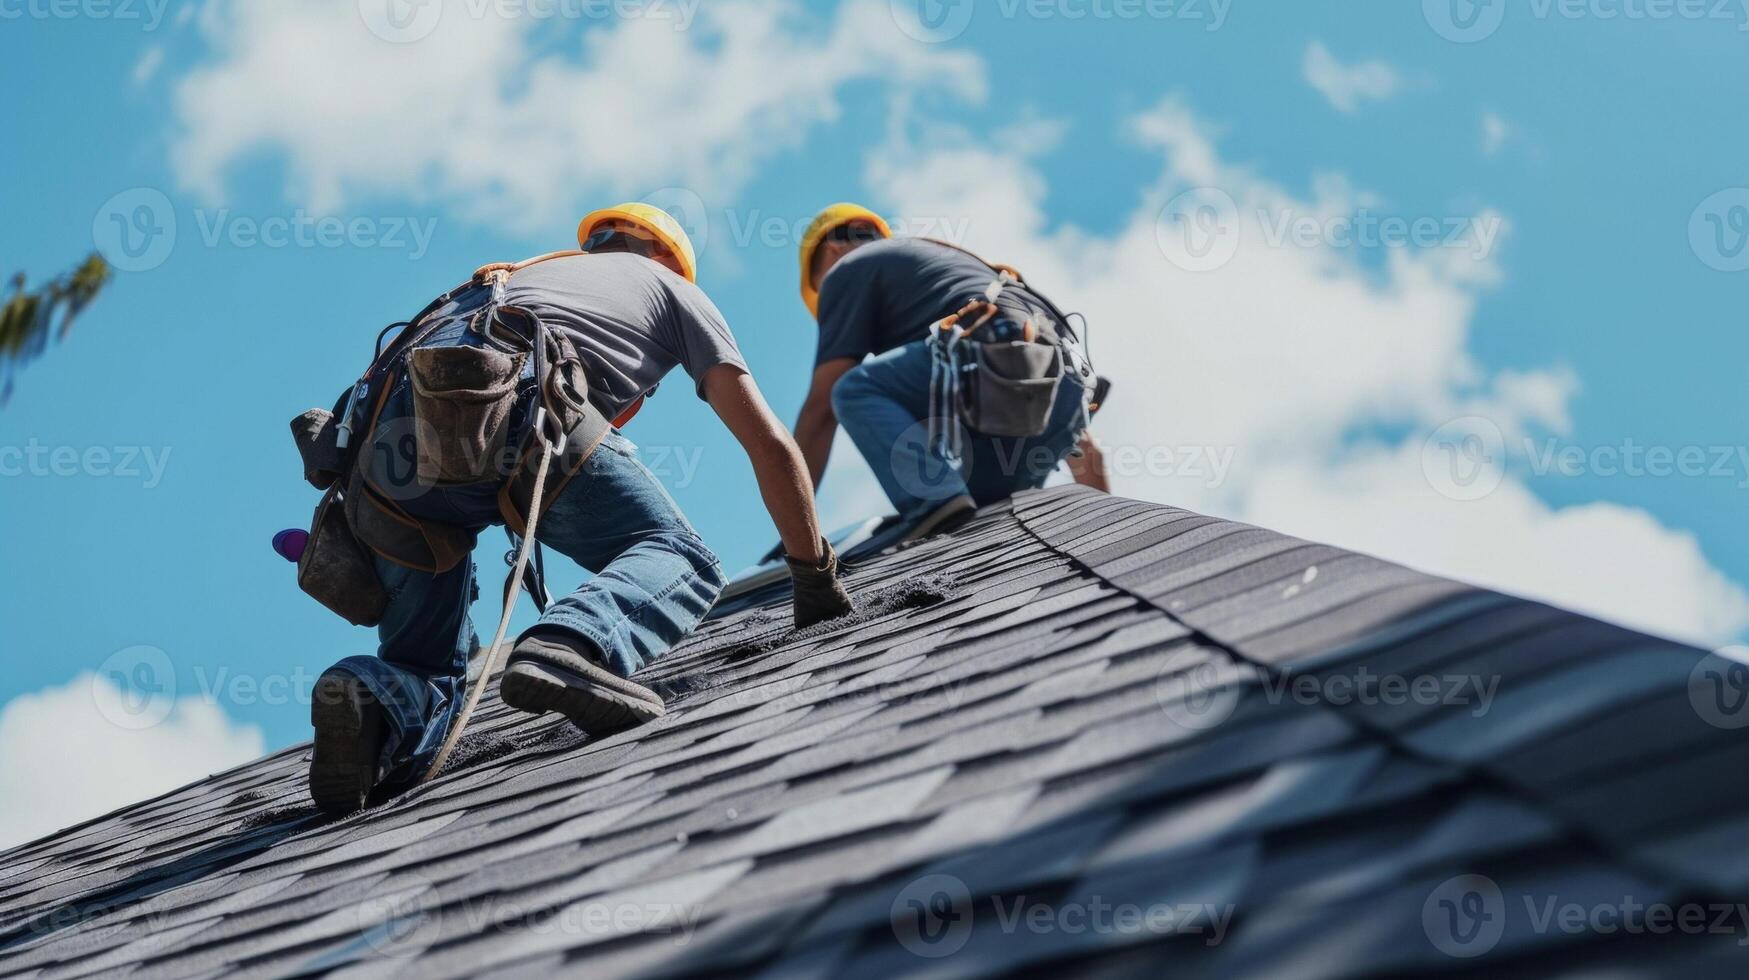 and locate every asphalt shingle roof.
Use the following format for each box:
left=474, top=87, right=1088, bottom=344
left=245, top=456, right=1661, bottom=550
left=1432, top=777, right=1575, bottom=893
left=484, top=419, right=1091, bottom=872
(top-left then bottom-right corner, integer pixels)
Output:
left=1, top=486, right=1744, bottom=978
